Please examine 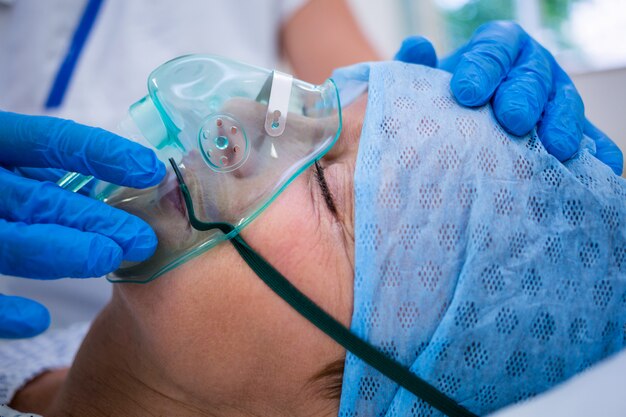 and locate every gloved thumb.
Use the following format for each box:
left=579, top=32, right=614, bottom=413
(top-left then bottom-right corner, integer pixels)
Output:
left=584, top=119, right=624, bottom=176
left=594, top=134, right=624, bottom=176
left=394, top=36, right=438, bottom=68
left=0, top=294, right=50, bottom=338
